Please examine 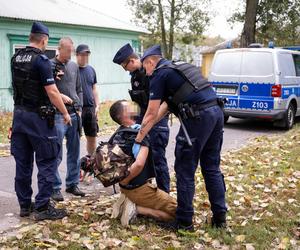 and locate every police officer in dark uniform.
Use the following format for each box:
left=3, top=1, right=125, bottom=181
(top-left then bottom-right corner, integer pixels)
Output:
left=133, top=45, right=227, bottom=230
left=10, top=21, right=71, bottom=221
left=112, top=43, right=170, bottom=193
